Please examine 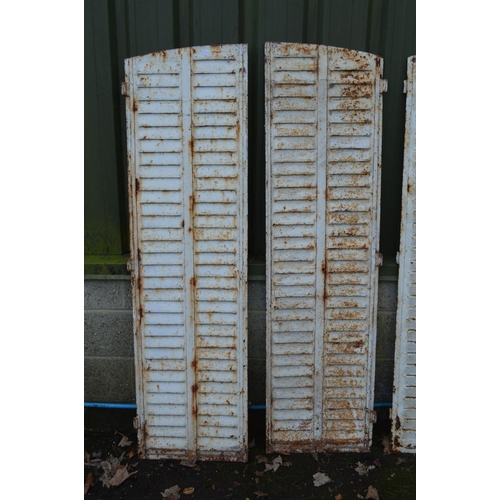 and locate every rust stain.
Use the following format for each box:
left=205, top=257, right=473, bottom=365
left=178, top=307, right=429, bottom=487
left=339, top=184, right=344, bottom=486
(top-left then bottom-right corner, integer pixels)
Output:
left=132, top=99, right=138, bottom=113
left=135, top=178, right=140, bottom=192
